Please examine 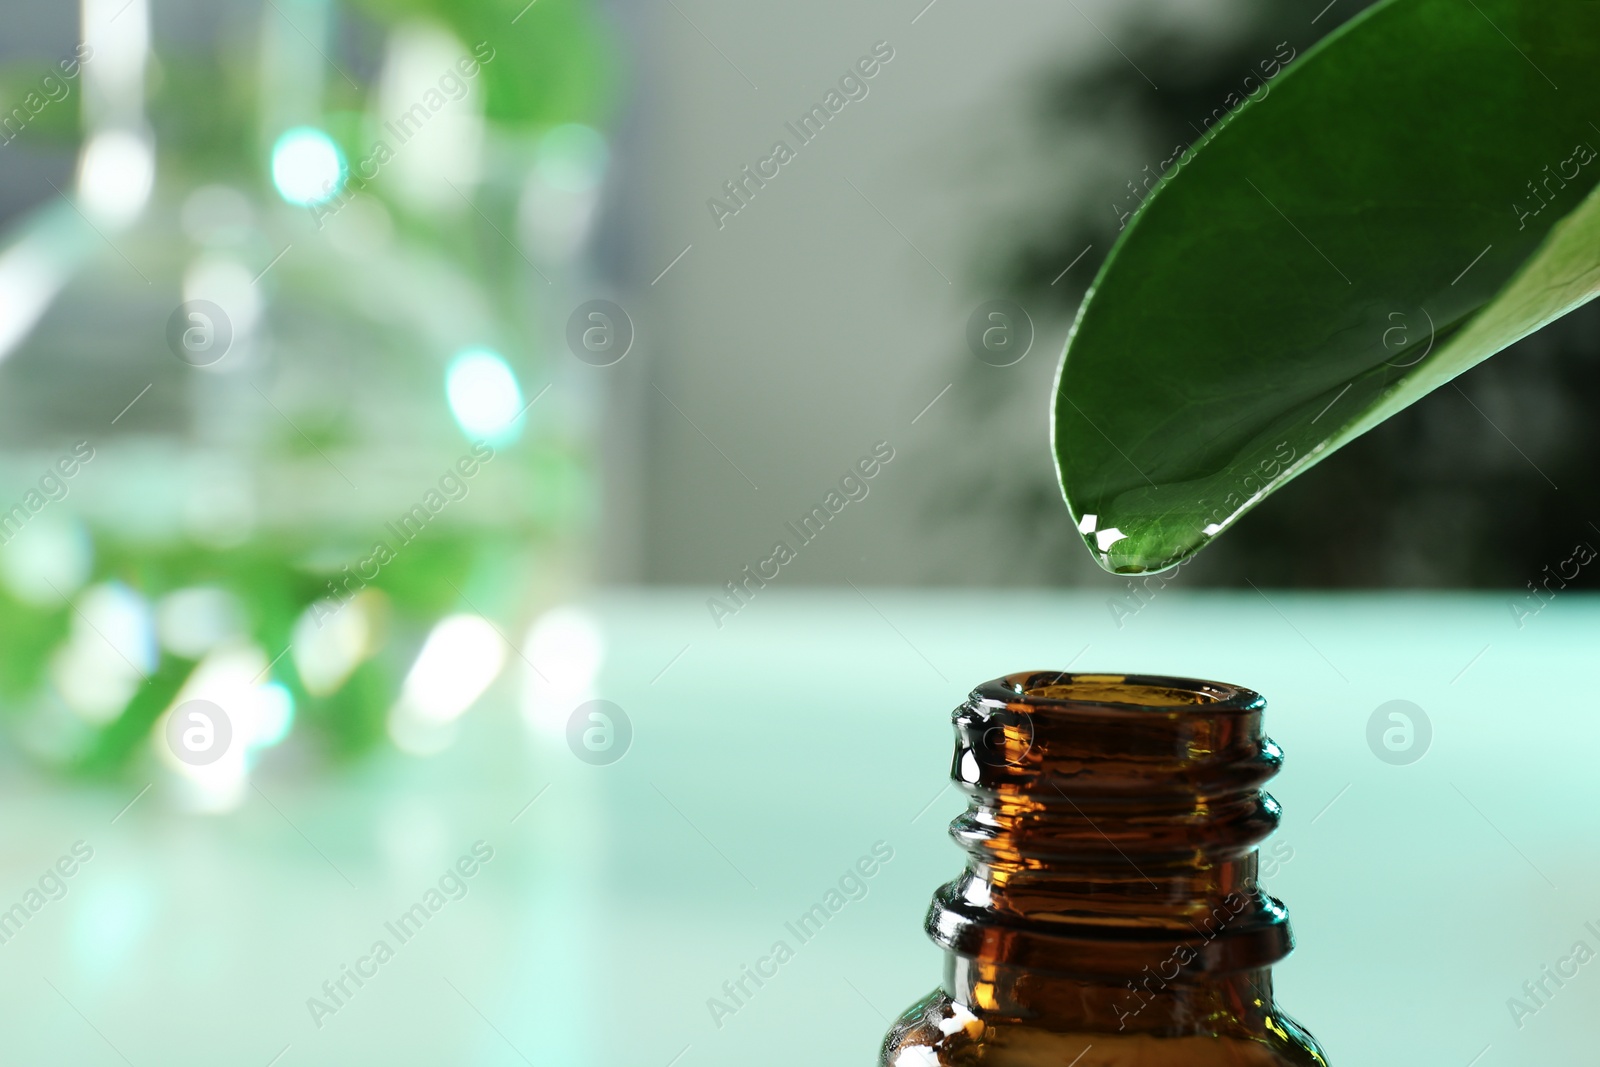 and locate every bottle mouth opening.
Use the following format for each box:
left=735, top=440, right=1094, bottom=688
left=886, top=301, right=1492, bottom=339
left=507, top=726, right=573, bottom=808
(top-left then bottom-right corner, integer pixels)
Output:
left=991, top=672, right=1260, bottom=712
